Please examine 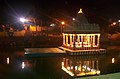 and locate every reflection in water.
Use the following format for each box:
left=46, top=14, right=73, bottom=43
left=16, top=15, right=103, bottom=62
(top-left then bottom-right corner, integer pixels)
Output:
left=22, top=62, right=25, bottom=69
left=22, top=57, right=71, bottom=79
left=112, top=58, right=115, bottom=64
left=7, top=57, right=10, bottom=64
left=62, top=55, right=100, bottom=77
left=1, top=49, right=120, bottom=79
